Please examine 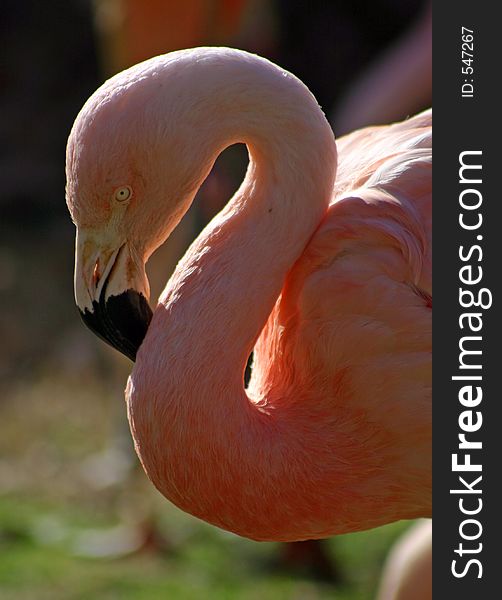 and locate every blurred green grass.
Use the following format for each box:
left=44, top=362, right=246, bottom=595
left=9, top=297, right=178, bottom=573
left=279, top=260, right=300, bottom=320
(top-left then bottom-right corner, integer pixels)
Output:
left=0, top=373, right=411, bottom=600
left=0, top=493, right=409, bottom=600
